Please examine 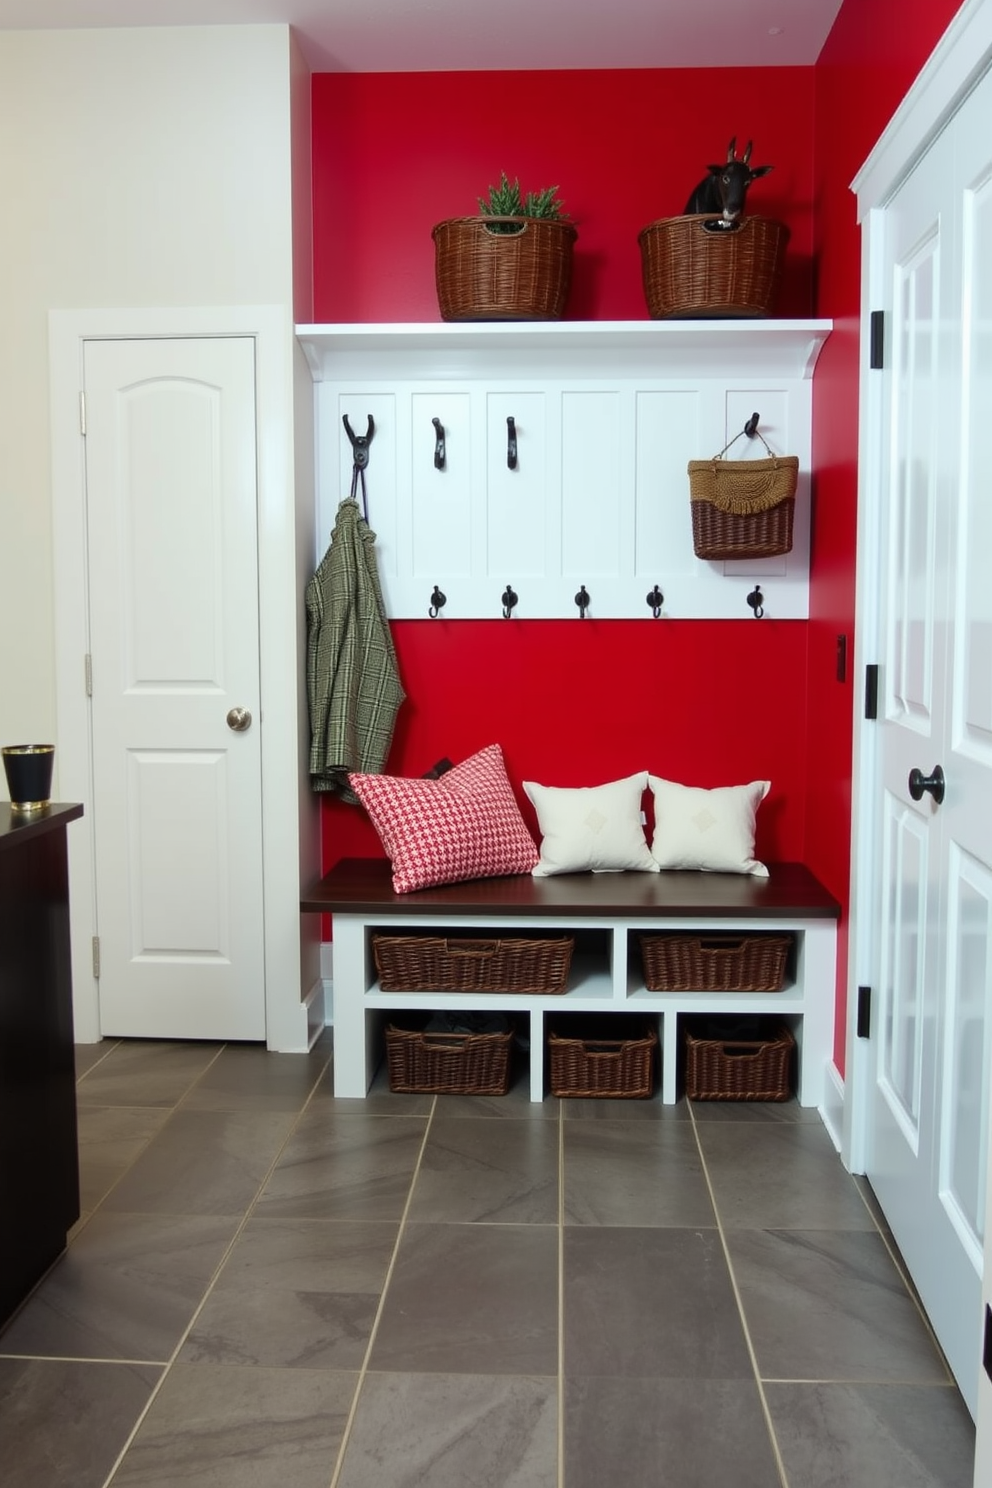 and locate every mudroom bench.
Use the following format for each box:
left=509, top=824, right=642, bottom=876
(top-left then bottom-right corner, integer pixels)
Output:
left=301, top=858, right=840, bottom=1105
